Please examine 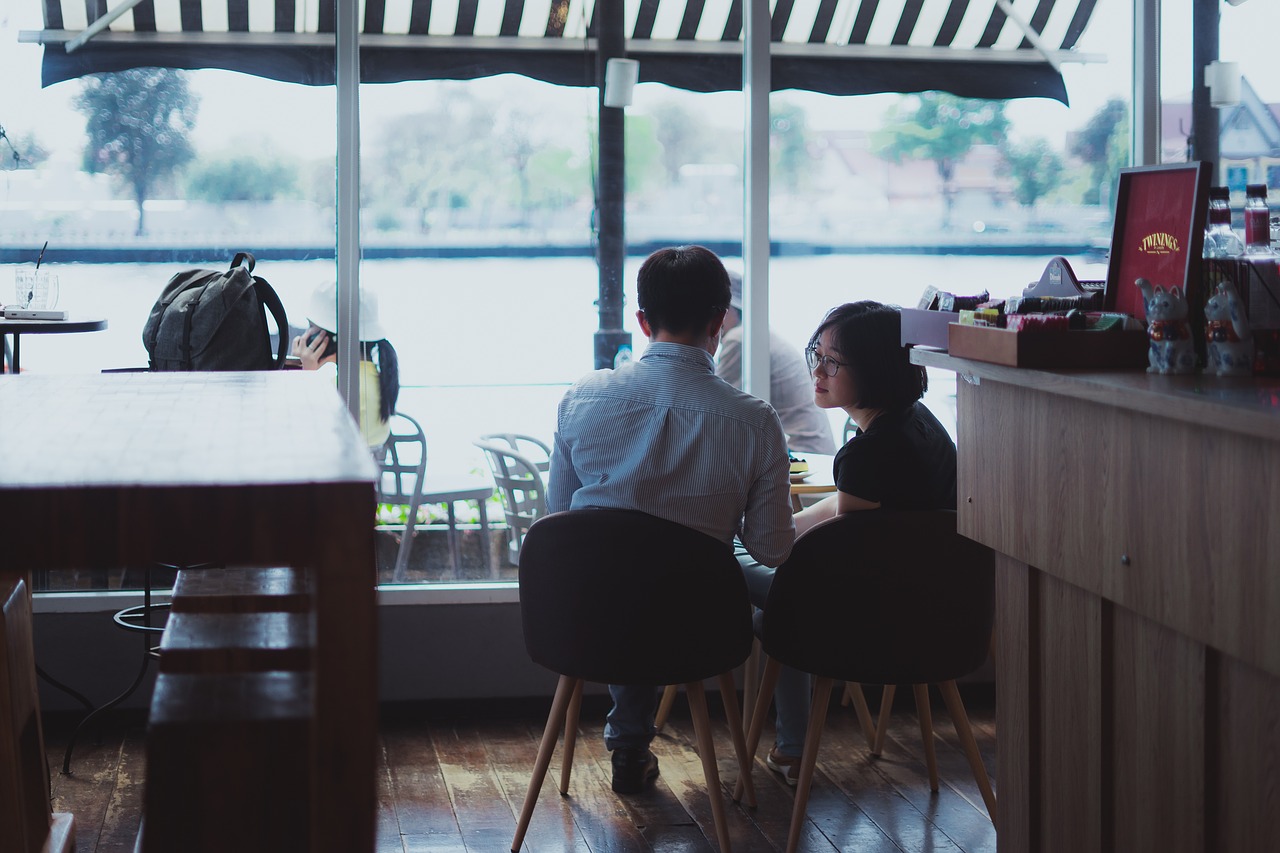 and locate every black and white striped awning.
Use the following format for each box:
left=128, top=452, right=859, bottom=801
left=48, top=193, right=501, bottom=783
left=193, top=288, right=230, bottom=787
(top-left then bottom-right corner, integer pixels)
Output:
left=23, top=0, right=1100, bottom=102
